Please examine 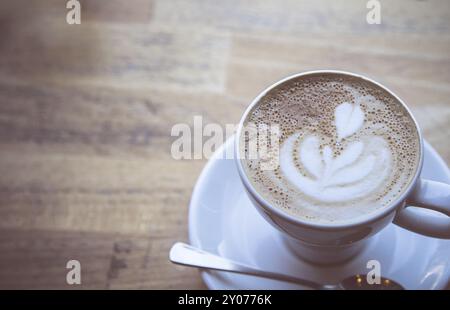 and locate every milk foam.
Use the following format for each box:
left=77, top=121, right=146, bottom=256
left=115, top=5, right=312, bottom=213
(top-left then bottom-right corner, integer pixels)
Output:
left=334, top=102, right=364, bottom=141
left=242, top=74, right=420, bottom=223
left=278, top=102, right=392, bottom=203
